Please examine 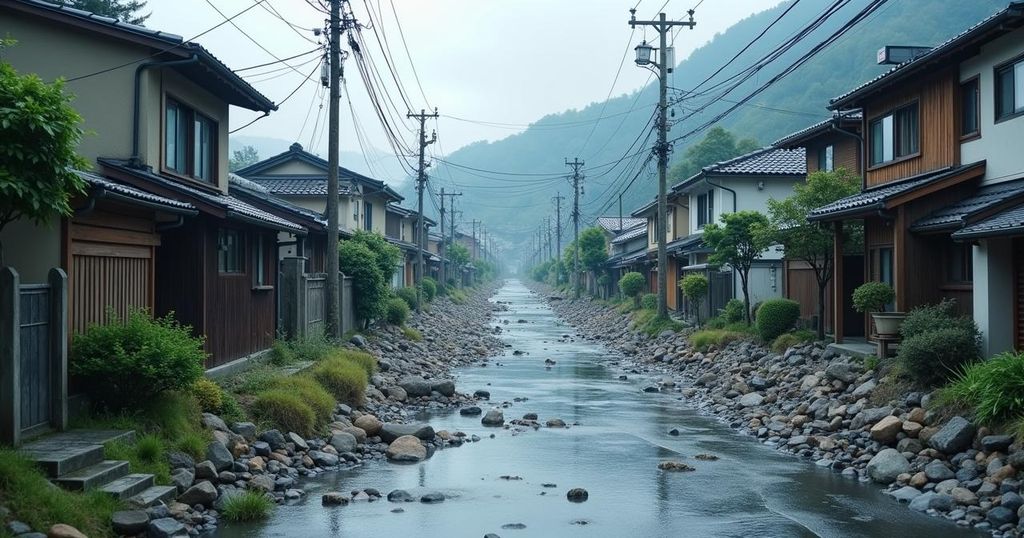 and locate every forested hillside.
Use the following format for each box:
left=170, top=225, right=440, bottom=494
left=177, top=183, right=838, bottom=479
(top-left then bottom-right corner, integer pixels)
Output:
left=430, top=0, right=1005, bottom=243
